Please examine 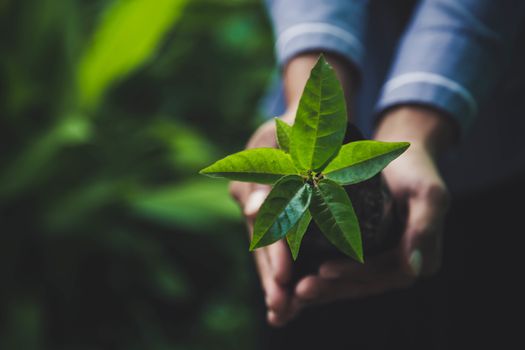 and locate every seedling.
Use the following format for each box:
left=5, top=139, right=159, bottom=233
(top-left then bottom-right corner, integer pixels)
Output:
left=200, top=55, right=409, bottom=262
